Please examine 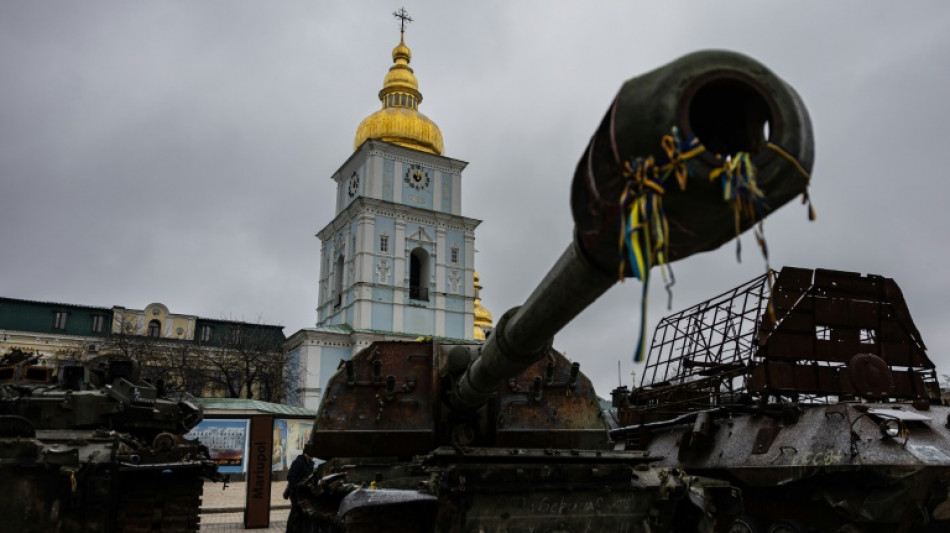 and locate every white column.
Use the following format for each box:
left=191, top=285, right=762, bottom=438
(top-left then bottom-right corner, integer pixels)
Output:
left=434, top=227, right=447, bottom=336
left=435, top=228, right=447, bottom=292
left=359, top=213, right=376, bottom=283
left=432, top=167, right=443, bottom=212
left=392, top=220, right=407, bottom=331
left=464, top=231, right=477, bottom=337
left=393, top=162, right=403, bottom=204
left=302, top=343, right=323, bottom=410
